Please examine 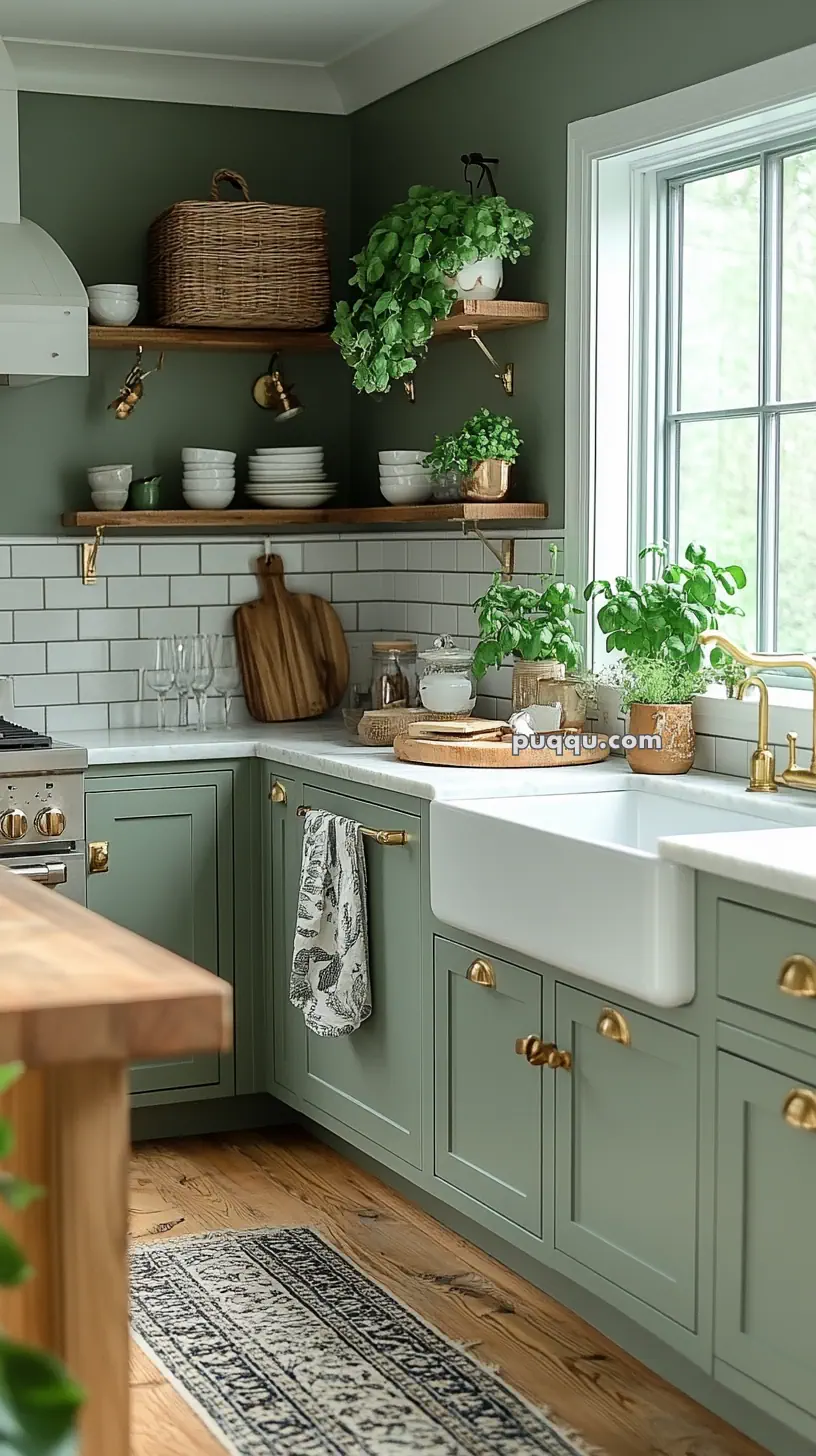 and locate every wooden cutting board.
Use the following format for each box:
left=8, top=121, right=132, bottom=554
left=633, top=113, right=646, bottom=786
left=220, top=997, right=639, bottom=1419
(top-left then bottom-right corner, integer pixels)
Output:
left=234, top=554, right=350, bottom=722
left=393, top=732, right=610, bottom=769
